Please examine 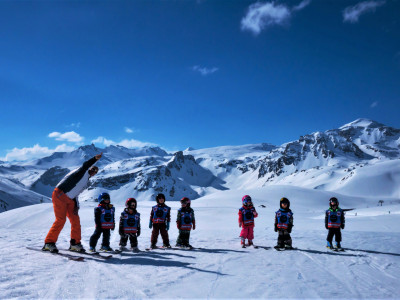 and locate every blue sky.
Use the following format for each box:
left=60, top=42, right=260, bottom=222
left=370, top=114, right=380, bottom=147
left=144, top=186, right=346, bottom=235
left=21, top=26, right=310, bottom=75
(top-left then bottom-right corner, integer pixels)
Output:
left=0, top=0, right=399, bottom=161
